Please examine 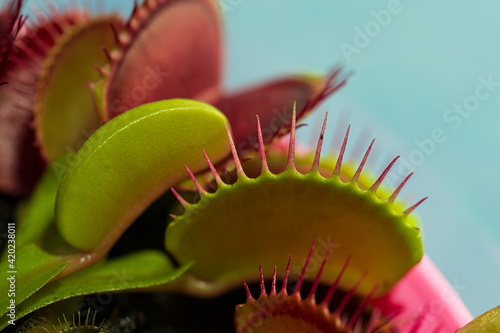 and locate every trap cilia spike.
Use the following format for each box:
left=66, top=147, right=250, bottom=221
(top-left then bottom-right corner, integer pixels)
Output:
left=90, top=0, right=223, bottom=121
left=234, top=242, right=394, bottom=333
left=0, top=1, right=122, bottom=196
left=16, top=309, right=112, bottom=333
left=165, top=105, right=426, bottom=299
